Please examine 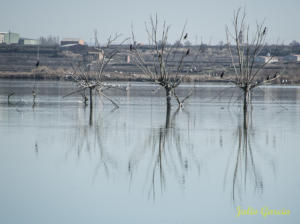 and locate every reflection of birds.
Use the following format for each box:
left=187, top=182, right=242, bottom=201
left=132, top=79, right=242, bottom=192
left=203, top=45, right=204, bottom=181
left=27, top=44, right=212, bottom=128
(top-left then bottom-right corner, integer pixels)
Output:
left=83, top=96, right=88, bottom=103
left=36, top=60, right=40, bottom=67
left=35, top=142, right=38, bottom=154
left=184, top=33, right=188, bottom=39
left=262, top=27, right=267, bottom=35
left=184, top=160, right=188, bottom=169
left=186, top=49, right=190, bottom=56
left=220, top=71, right=224, bottom=78
left=125, top=83, right=131, bottom=91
